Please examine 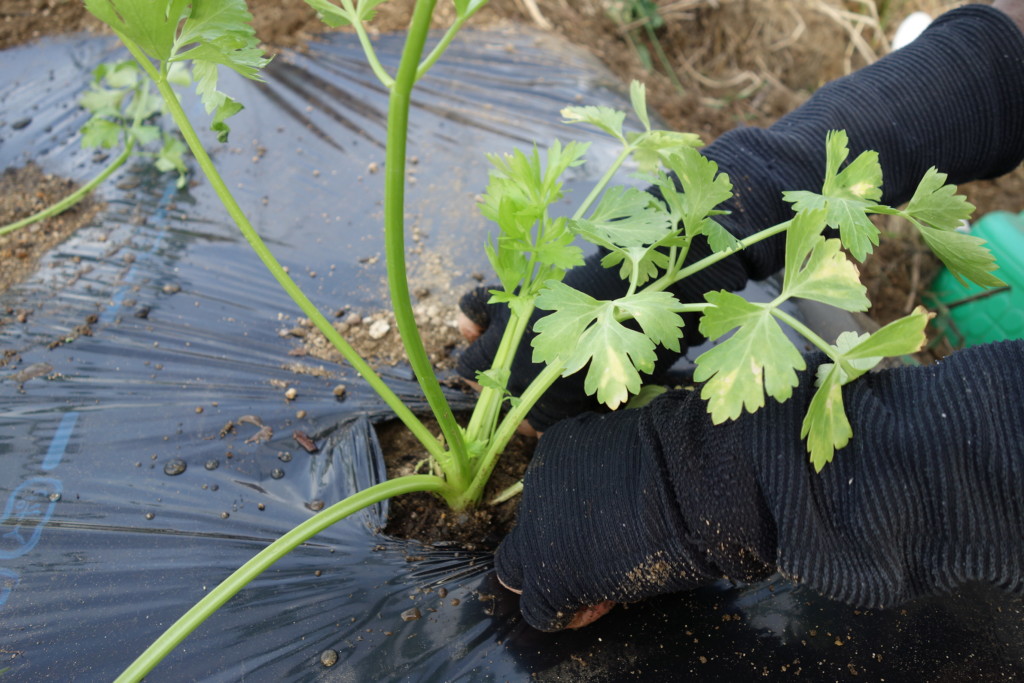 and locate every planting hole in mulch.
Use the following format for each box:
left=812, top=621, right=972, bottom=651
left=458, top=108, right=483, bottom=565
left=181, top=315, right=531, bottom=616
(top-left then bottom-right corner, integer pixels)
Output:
left=0, top=163, right=100, bottom=298
left=376, top=416, right=534, bottom=550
